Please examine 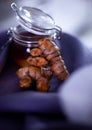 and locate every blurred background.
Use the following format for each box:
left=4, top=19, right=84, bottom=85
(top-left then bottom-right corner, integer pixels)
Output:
left=0, top=0, right=92, bottom=47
